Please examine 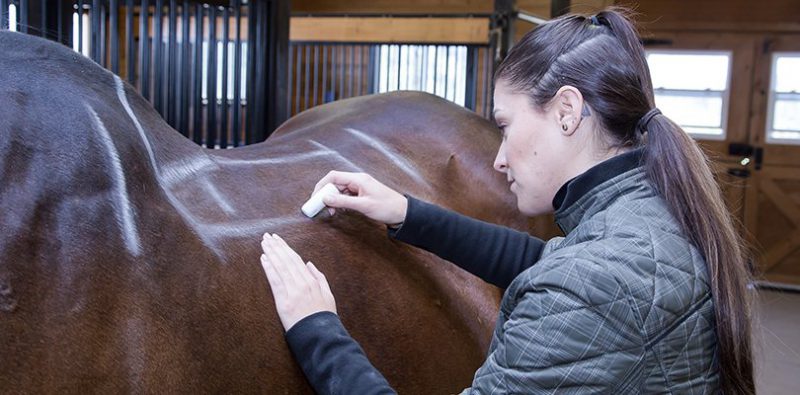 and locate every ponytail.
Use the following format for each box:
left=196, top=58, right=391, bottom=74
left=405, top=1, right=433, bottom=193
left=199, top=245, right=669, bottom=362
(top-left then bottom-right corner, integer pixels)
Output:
left=643, top=113, right=754, bottom=394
